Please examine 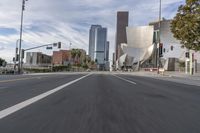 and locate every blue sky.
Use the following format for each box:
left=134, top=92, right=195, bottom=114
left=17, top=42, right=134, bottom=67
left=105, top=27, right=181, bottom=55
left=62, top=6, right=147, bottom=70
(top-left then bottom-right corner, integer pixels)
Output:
left=0, top=0, right=184, bottom=62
